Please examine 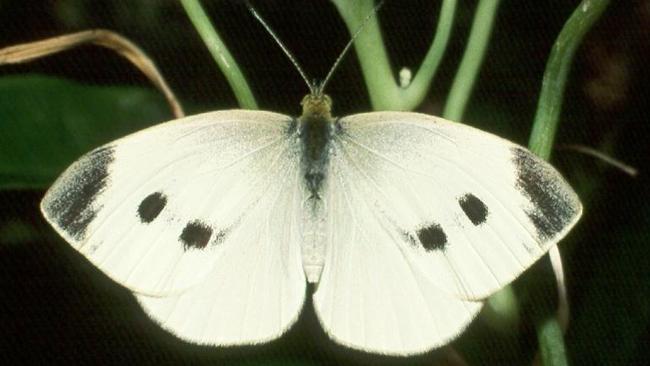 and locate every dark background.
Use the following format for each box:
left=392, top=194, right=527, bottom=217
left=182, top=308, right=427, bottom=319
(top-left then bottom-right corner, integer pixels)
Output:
left=1, top=0, right=648, bottom=365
